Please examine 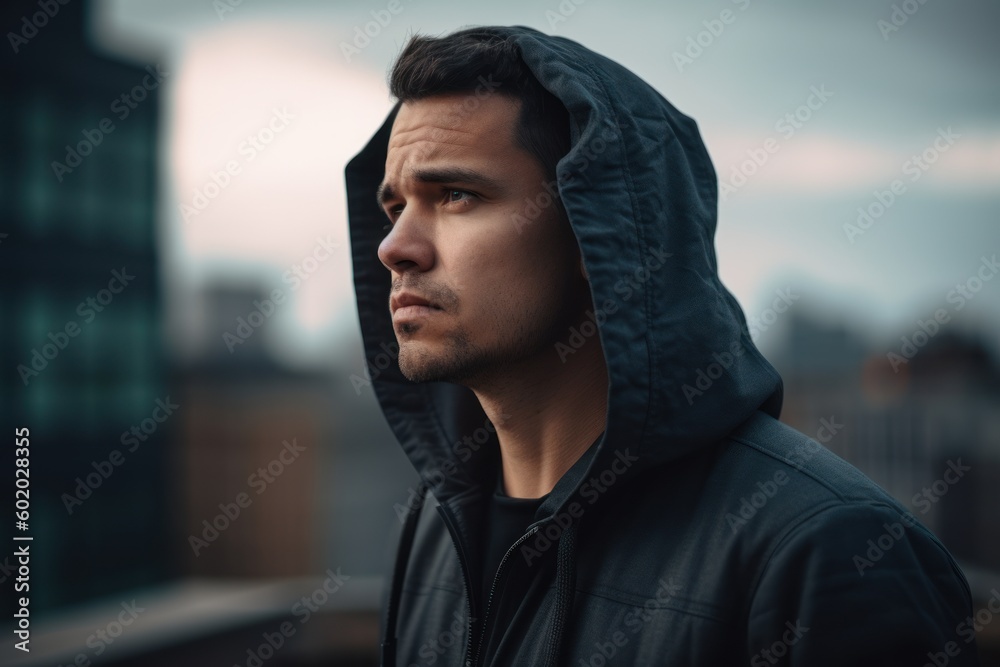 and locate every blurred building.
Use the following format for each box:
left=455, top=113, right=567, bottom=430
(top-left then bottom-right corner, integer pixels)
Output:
left=771, top=310, right=1000, bottom=572
left=175, top=284, right=330, bottom=578
left=0, top=0, right=170, bottom=609
left=174, top=282, right=417, bottom=580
